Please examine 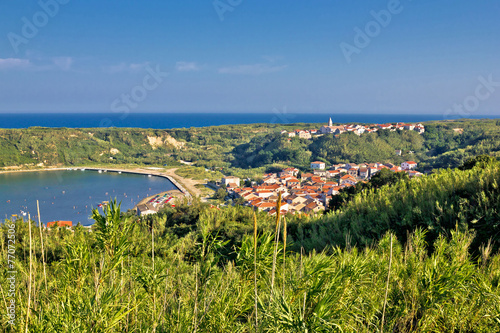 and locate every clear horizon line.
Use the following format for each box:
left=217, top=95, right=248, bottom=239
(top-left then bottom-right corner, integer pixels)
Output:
left=1, top=111, right=499, bottom=115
